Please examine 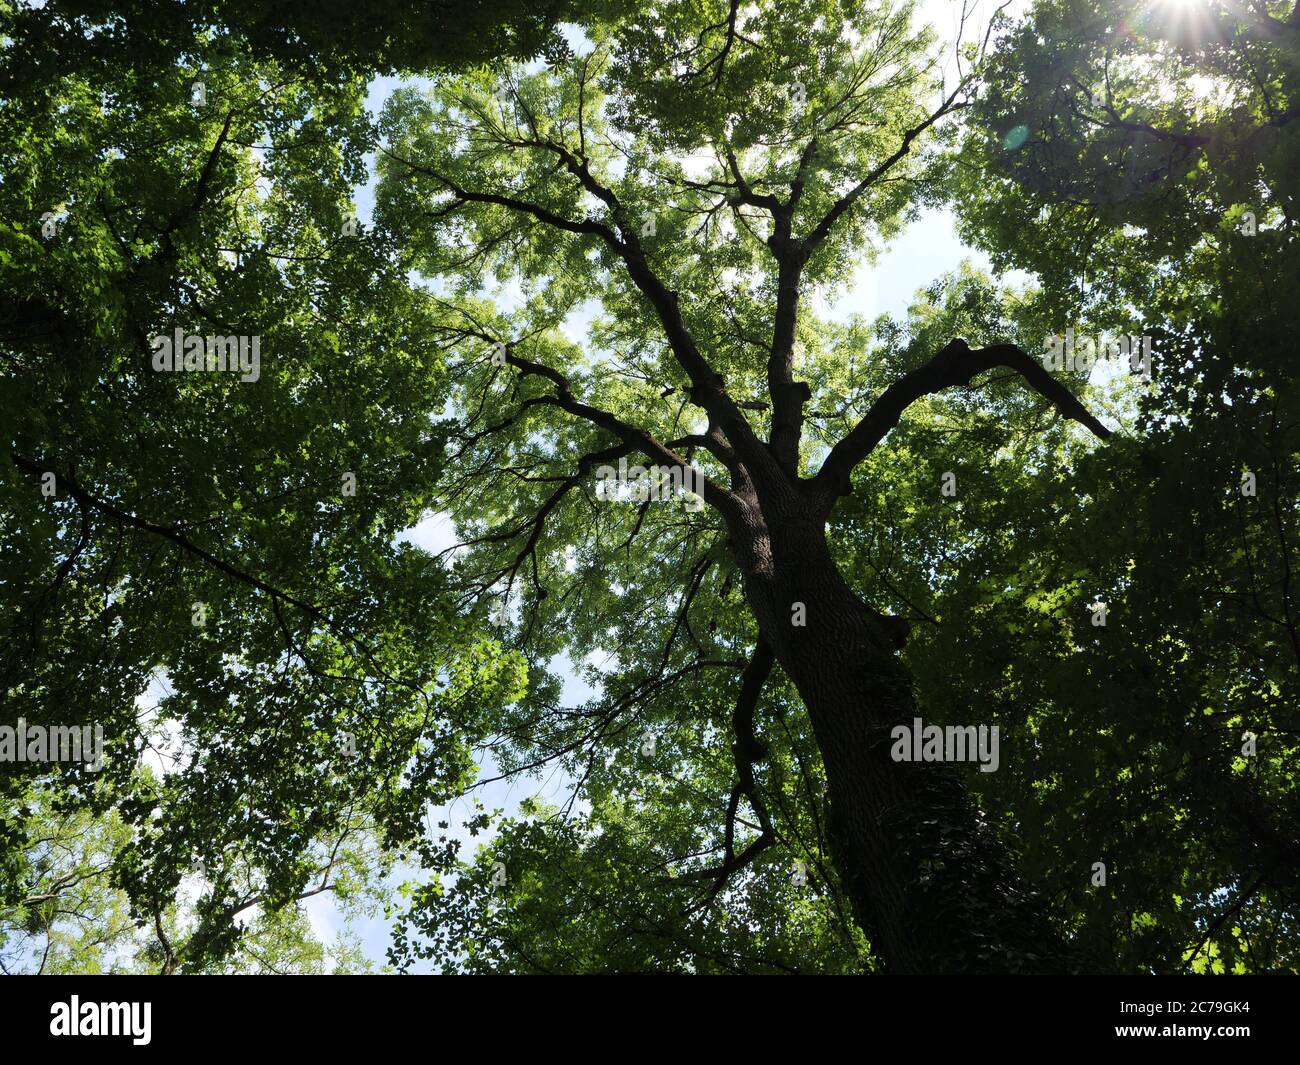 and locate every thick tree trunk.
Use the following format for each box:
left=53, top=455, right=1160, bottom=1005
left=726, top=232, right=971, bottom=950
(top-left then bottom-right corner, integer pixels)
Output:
left=736, top=514, right=1077, bottom=973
